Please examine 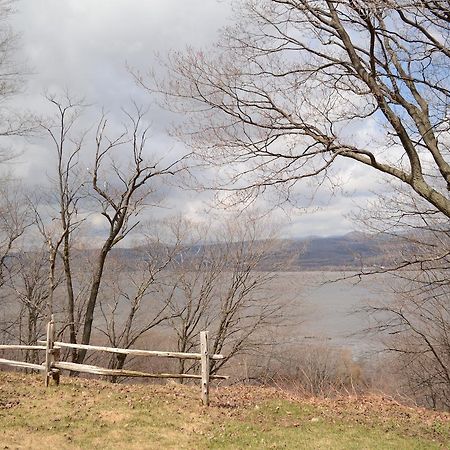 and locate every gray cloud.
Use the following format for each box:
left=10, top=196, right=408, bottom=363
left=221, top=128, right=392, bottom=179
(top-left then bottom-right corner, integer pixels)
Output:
left=4, top=0, right=382, bottom=239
